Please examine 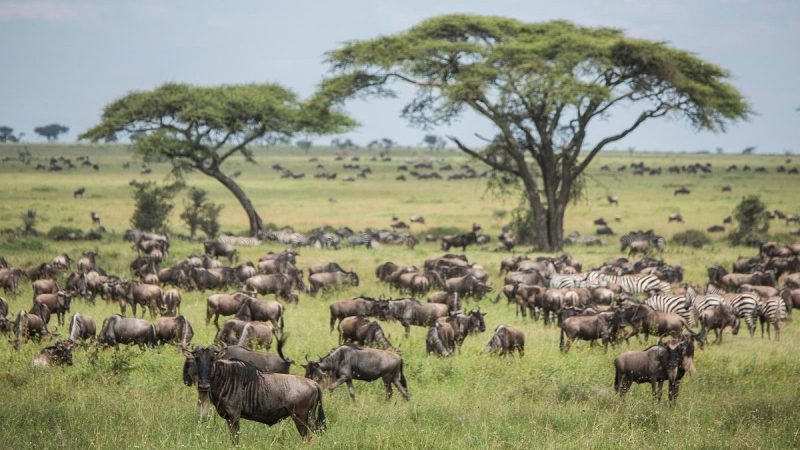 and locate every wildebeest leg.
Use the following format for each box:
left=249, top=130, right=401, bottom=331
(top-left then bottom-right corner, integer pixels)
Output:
left=119, top=301, right=127, bottom=316
left=619, top=379, right=632, bottom=398
left=668, top=380, right=681, bottom=405
left=653, top=380, right=663, bottom=402
left=517, top=345, right=524, bottom=357
left=227, top=419, right=240, bottom=445
left=345, top=379, right=357, bottom=402
left=403, top=322, right=410, bottom=337
left=383, top=377, right=393, bottom=400
left=292, top=414, right=311, bottom=440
